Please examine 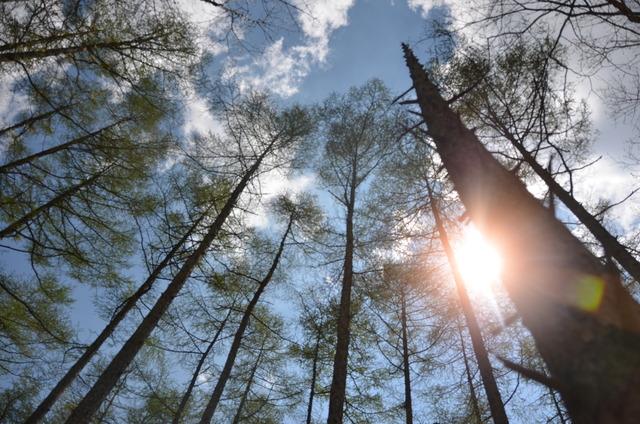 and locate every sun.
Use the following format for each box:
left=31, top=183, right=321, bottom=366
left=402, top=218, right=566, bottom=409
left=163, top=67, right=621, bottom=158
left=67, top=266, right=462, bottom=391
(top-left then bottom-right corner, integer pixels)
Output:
left=454, top=225, right=503, bottom=292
